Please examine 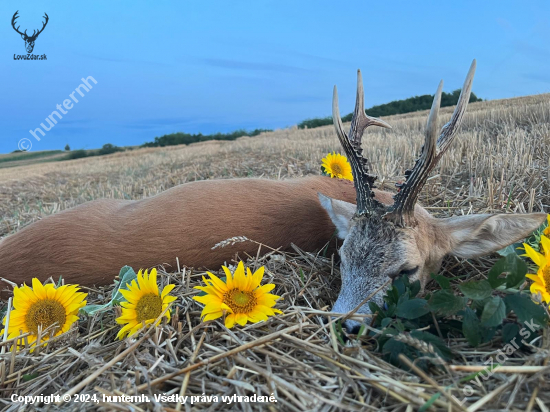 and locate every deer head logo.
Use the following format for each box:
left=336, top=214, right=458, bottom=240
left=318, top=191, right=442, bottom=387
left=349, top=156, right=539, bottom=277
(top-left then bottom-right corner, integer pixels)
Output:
left=11, top=11, right=49, bottom=53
